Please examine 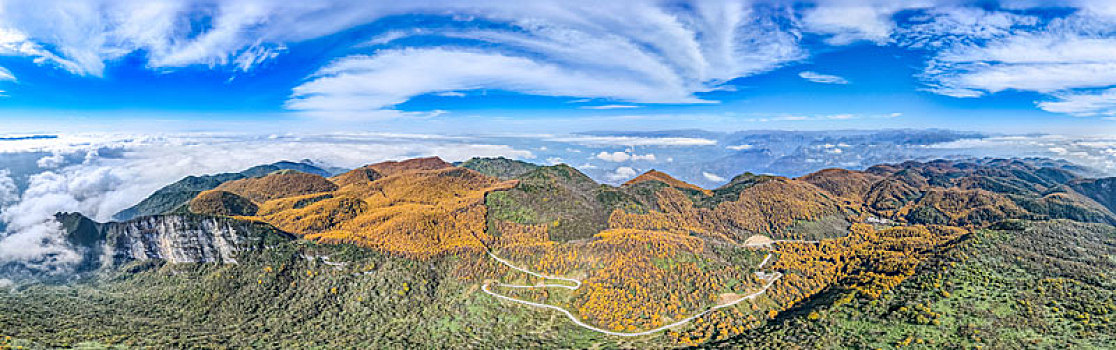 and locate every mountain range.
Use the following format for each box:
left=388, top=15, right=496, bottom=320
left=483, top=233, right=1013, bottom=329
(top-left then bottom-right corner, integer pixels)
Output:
left=1, top=156, right=1114, bottom=348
